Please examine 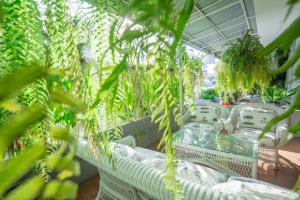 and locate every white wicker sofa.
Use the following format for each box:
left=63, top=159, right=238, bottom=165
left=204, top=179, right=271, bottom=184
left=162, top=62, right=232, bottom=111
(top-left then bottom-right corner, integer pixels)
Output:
left=183, top=102, right=230, bottom=132
left=227, top=103, right=289, bottom=169
left=76, top=136, right=298, bottom=200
